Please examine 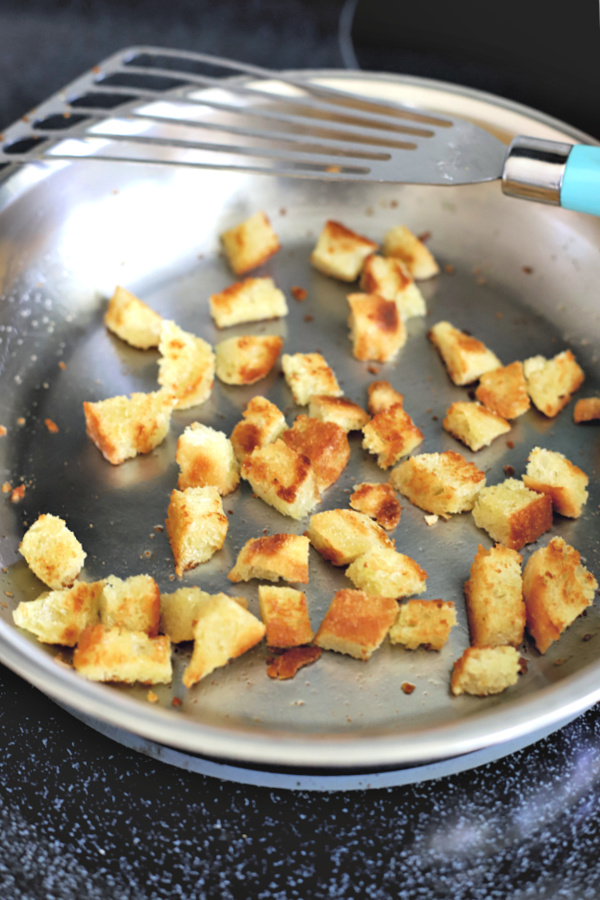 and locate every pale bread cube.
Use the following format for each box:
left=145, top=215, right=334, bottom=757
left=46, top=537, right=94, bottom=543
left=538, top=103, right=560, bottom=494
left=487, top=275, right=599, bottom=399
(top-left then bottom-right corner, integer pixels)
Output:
left=574, top=397, right=600, bottom=423
left=451, top=646, right=520, bottom=696
left=73, top=625, right=172, bottom=684
left=20, top=513, right=86, bottom=590
left=464, top=544, right=525, bottom=648
left=389, top=599, right=457, bottom=650
left=209, top=277, right=288, bottom=328
left=228, top=533, right=310, bottom=584
left=362, top=404, right=424, bottom=469
left=442, top=401, right=511, bottom=452
left=390, top=451, right=486, bottom=518
left=165, top=486, right=229, bottom=577
left=360, top=254, right=427, bottom=318
left=215, top=335, right=283, bottom=385
left=160, top=588, right=247, bottom=643
left=367, top=380, right=403, bottom=415
left=349, top=482, right=402, bottom=531
left=259, top=585, right=314, bottom=647
left=429, top=321, right=501, bottom=386
left=230, top=396, right=287, bottom=463
left=314, top=589, right=398, bottom=660
left=308, top=395, right=369, bottom=432
left=383, top=225, right=439, bottom=280
left=305, top=509, right=393, bottom=566
left=13, top=581, right=103, bottom=646
left=472, top=478, right=553, bottom=550
left=158, top=320, right=215, bottom=410
left=83, top=389, right=176, bottom=465
left=99, top=574, right=160, bottom=636
left=241, top=439, right=321, bottom=519
left=176, top=423, right=240, bottom=495
left=523, top=536, right=598, bottom=654
left=104, top=285, right=163, bottom=349
left=347, top=292, right=407, bottom=362
left=310, top=220, right=378, bottom=282
left=281, top=415, right=350, bottom=491
left=346, top=547, right=427, bottom=598
left=182, top=595, right=266, bottom=687
left=522, top=446, right=589, bottom=518
left=523, top=350, right=585, bottom=417
left=475, top=362, right=531, bottom=419
left=281, top=352, right=342, bottom=406
left=220, top=211, right=280, bottom=275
